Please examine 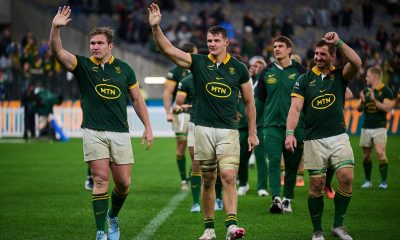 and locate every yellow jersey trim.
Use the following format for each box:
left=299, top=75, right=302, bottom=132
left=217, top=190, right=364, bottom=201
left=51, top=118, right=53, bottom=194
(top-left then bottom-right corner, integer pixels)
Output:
left=291, top=93, right=304, bottom=100
left=90, top=55, right=115, bottom=65
left=373, top=83, right=384, bottom=91
left=207, top=53, right=231, bottom=64
left=176, top=91, right=187, bottom=96
left=129, top=82, right=138, bottom=89
left=71, top=56, right=78, bottom=71
left=165, top=79, right=177, bottom=86
left=311, top=65, right=336, bottom=76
